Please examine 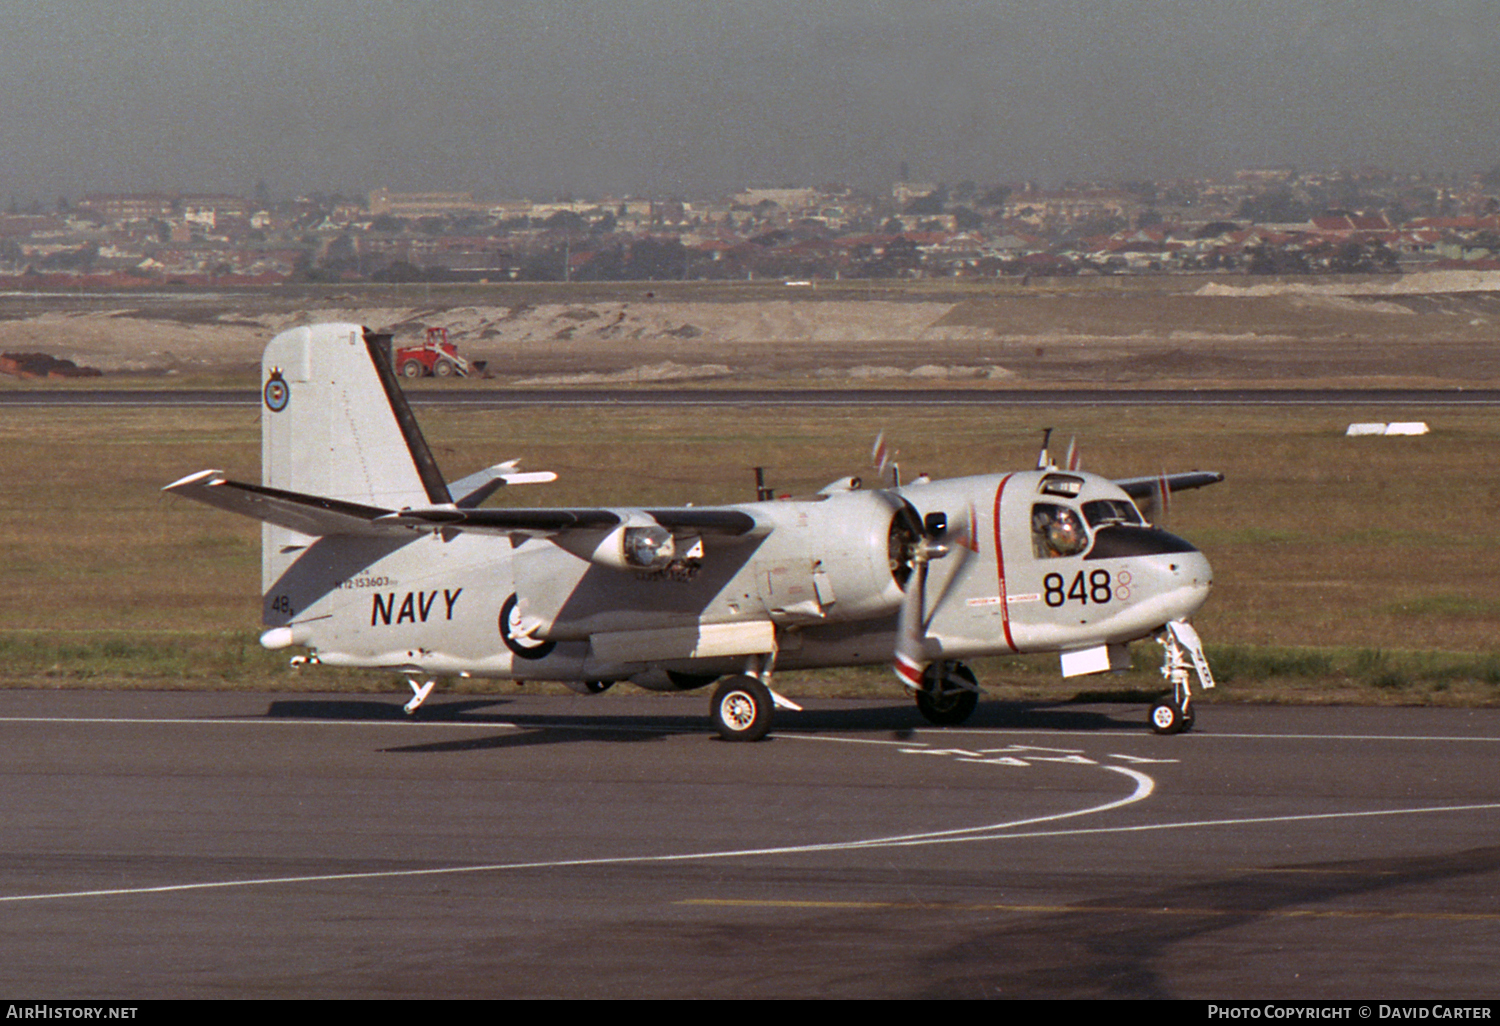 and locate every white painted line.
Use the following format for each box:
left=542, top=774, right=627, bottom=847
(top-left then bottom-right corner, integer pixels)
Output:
left=0, top=716, right=520, bottom=730
left=0, top=768, right=1157, bottom=905
left=866, top=726, right=1500, bottom=744
left=869, top=800, right=1500, bottom=849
